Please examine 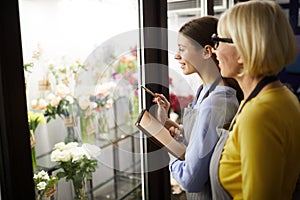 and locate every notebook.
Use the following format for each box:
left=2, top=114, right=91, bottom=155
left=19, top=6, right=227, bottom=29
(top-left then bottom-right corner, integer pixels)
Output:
left=135, top=109, right=186, bottom=160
